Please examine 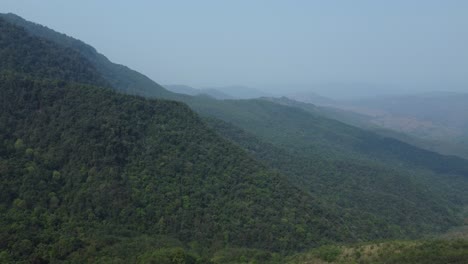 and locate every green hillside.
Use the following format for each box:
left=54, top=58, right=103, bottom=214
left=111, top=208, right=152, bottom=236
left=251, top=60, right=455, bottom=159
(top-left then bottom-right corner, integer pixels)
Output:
left=206, top=117, right=467, bottom=236
left=7, top=10, right=464, bottom=173
left=193, top=98, right=468, bottom=176
left=3, top=12, right=466, bottom=173
left=1, top=73, right=355, bottom=262
left=4, top=13, right=467, bottom=236
left=1, top=14, right=468, bottom=264
left=0, top=17, right=361, bottom=262
left=0, top=18, right=106, bottom=86
left=0, top=13, right=172, bottom=98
